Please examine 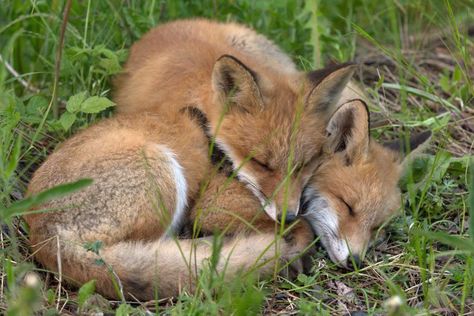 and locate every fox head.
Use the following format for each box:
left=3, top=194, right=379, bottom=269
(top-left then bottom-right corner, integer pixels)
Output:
left=302, top=99, right=432, bottom=268
left=210, top=55, right=357, bottom=222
